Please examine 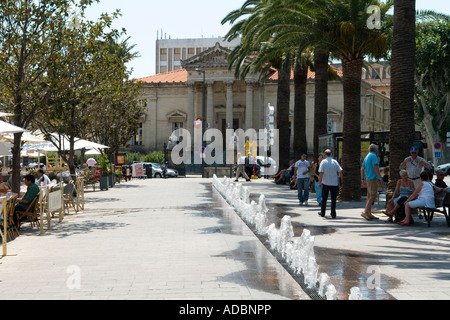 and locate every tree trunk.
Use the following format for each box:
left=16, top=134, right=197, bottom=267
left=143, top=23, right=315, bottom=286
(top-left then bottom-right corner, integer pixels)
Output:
left=277, top=59, right=291, bottom=170
left=313, top=49, right=329, bottom=160
left=389, top=0, right=416, bottom=190
left=340, top=57, right=364, bottom=202
left=12, top=133, right=23, bottom=194
left=293, top=64, right=308, bottom=160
